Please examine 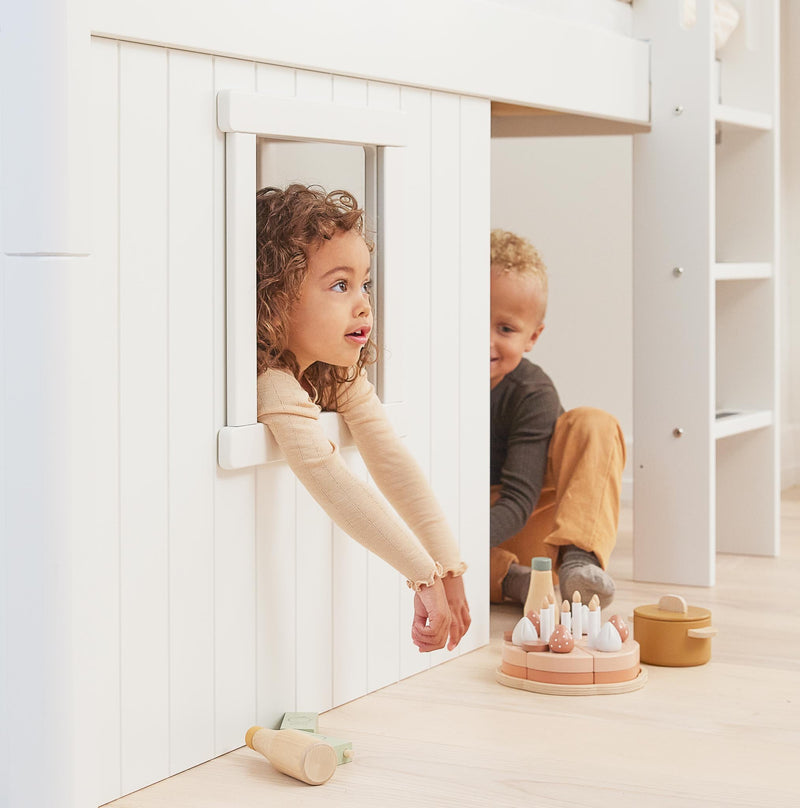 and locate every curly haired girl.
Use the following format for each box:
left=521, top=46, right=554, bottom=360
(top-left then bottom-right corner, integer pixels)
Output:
left=256, top=184, right=470, bottom=652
